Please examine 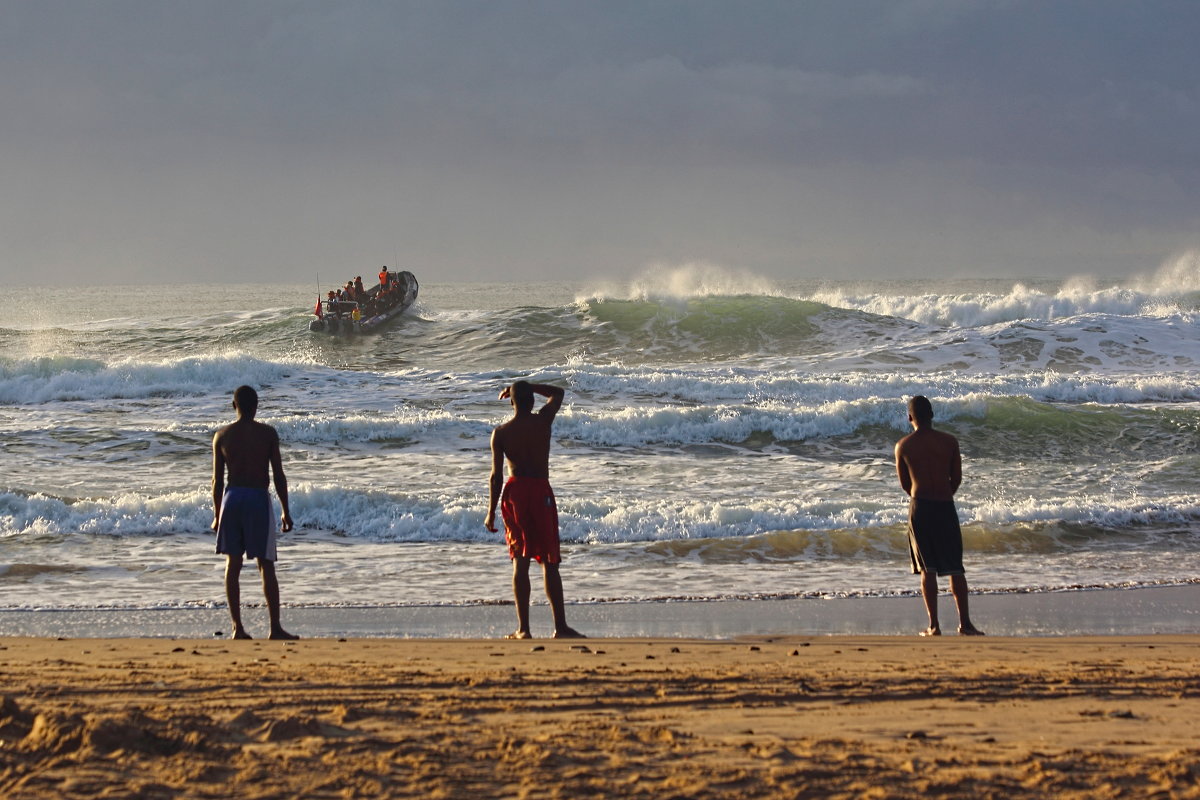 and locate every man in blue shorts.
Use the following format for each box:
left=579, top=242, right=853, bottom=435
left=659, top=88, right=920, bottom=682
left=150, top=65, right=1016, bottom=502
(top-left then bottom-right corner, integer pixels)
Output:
left=212, top=385, right=297, bottom=640
left=895, top=395, right=984, bottom=637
